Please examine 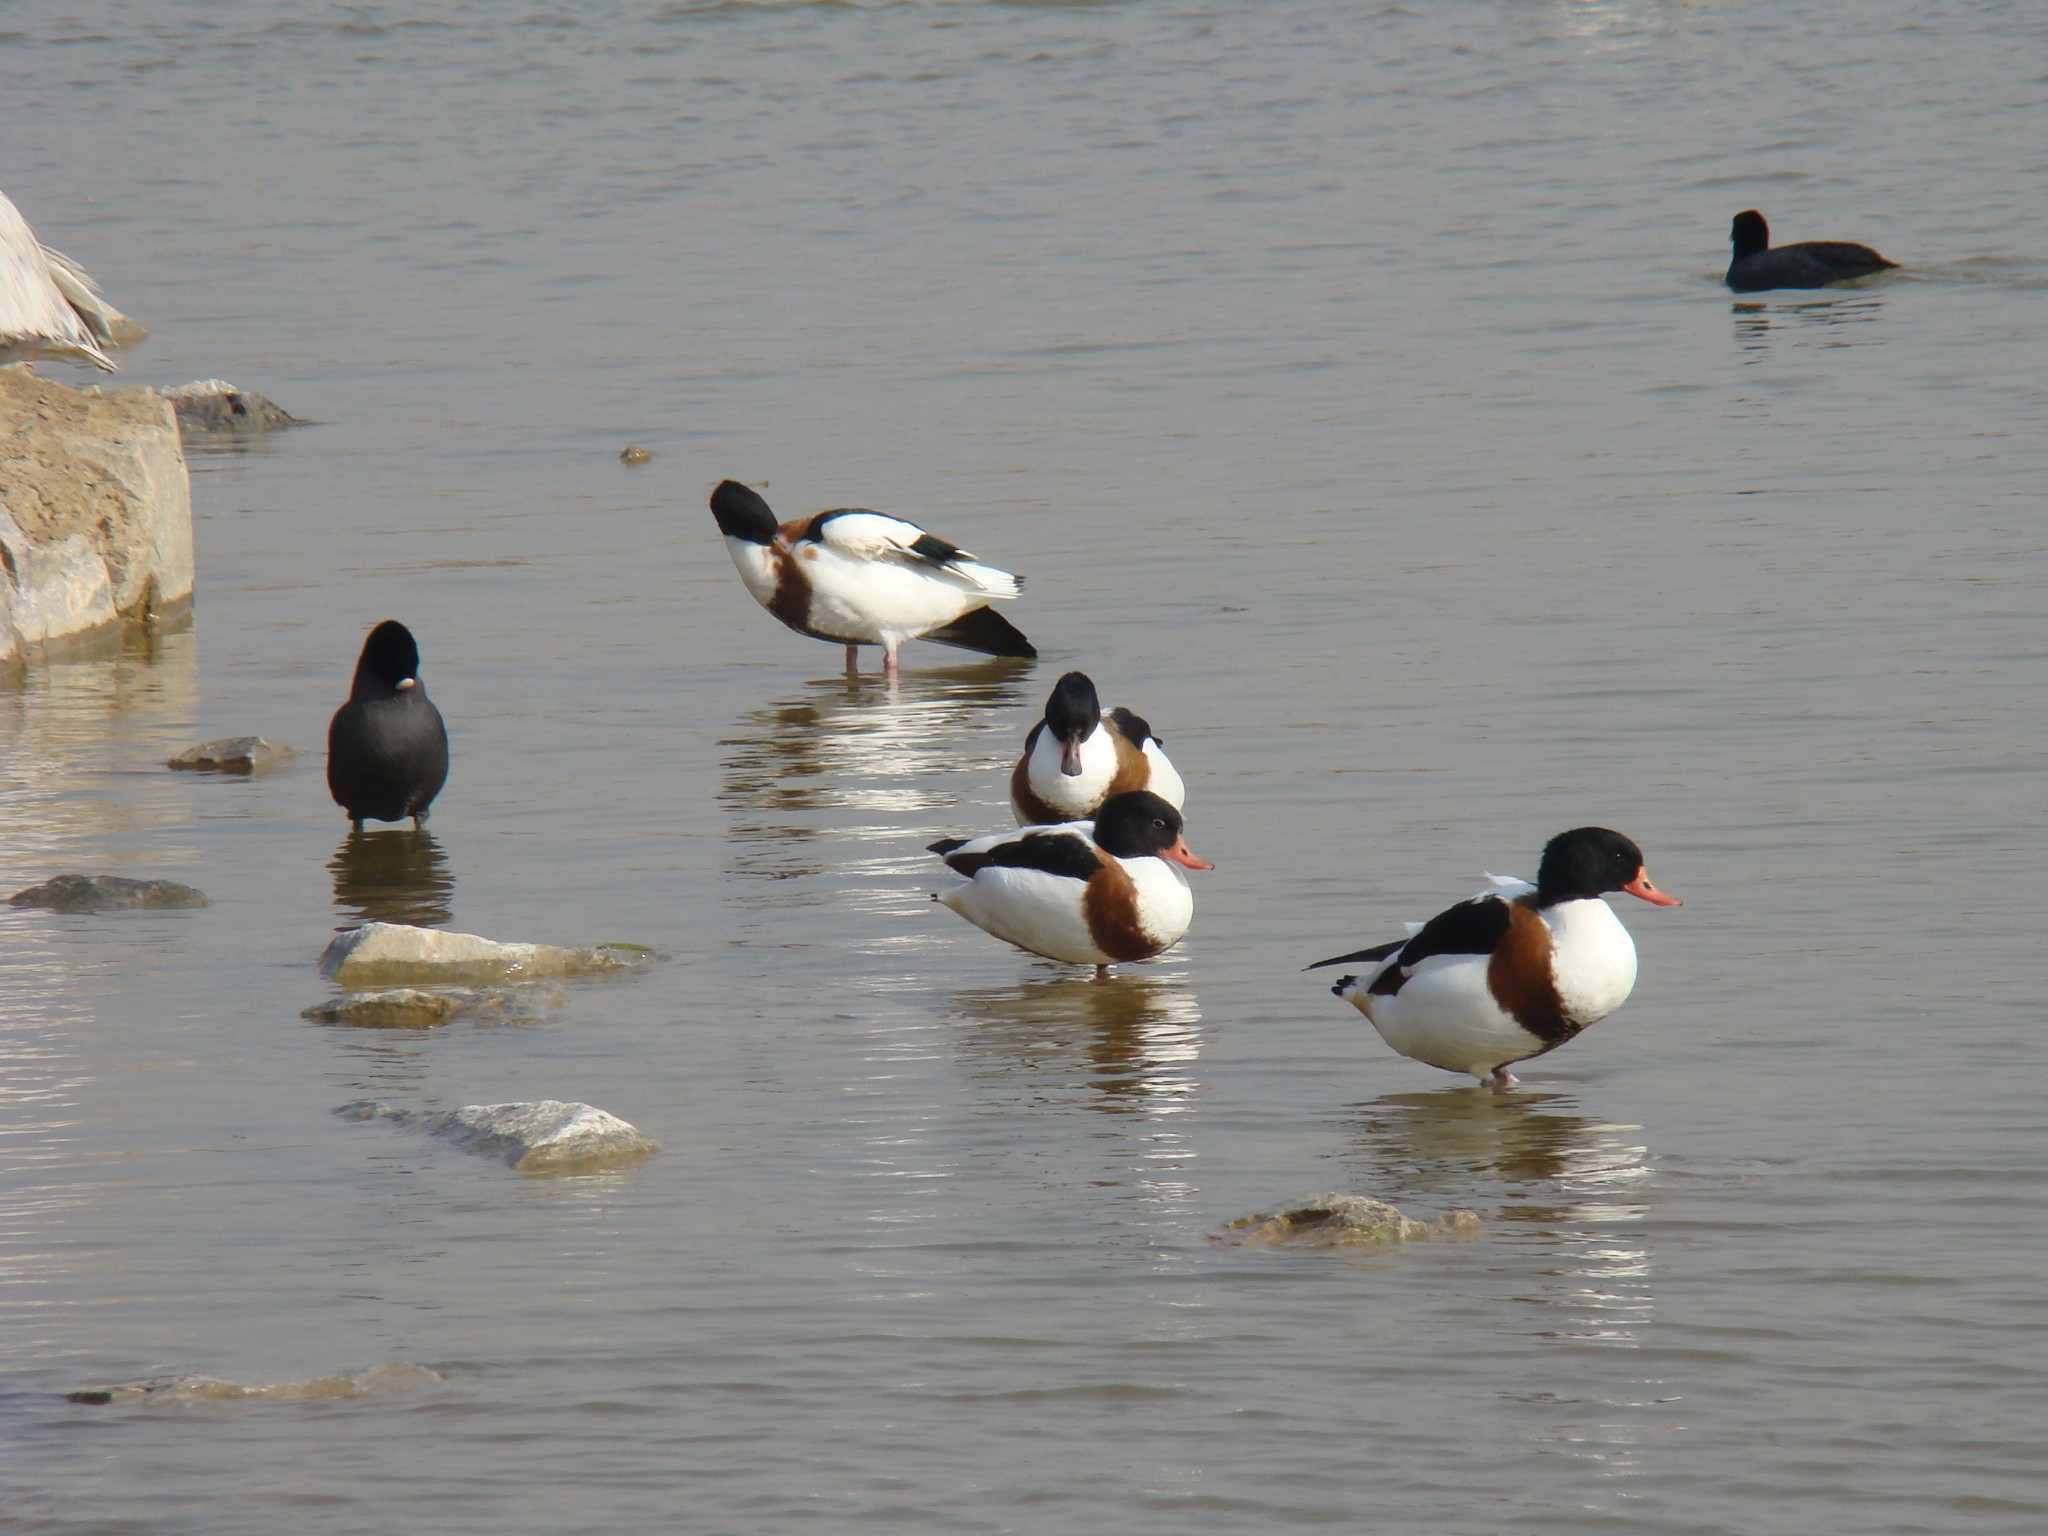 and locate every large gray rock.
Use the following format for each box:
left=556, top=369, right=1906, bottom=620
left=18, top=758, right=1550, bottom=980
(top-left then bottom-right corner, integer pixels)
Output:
left=68, top=1363, right=441, bottom=1406
left=1220, top=1193, right=1480, bottom=1249
left=167, top=736, right=297, bottom=773
left=318, top=921, right=658, bottom=988
left=10, top=874, right=208, bottom=913
left=161, top=378, right=304, bottom=438
left=336, top=1099, right=659, bottom=1172
left=0, top=366, right=193, bottom=670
